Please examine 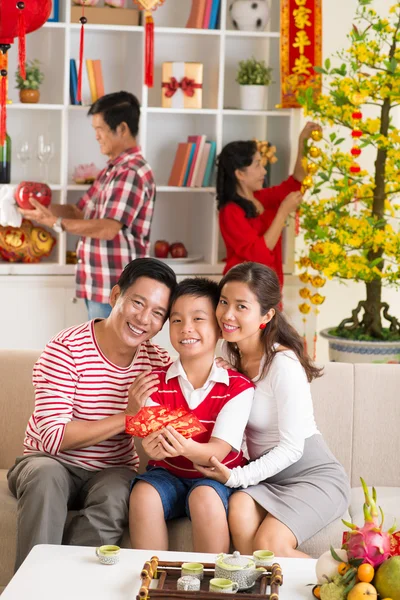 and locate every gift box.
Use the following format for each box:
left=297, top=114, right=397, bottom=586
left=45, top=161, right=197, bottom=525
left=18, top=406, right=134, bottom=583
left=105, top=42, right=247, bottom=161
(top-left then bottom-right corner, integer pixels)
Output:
left=70, top=6, right=140, bottom=26
left=161, top=62, right=203, bottom=109
left=126, top=406, right=207, bottom=439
